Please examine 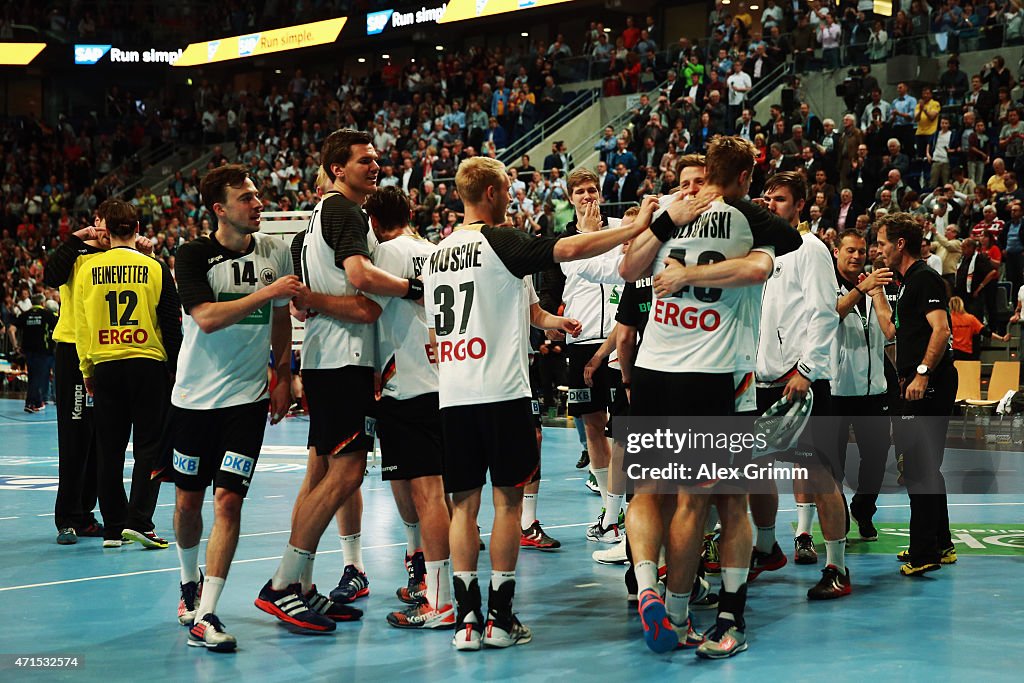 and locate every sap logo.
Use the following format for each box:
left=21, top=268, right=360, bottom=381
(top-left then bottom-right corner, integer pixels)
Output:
left=367, top=9, right=394, bottom=35
left=207, top=40, right=220, bottom=61
left=75, top=44, right=112, bottom=65
left=173, top=452, right=200, bottom=475
left=239, top=34, right=260, bottom=57
left=568, top=388, right=592, bottom=404
left=518, top=0, right=537, bottom=8
left=221, top=452, right=255, bottom=477
left=208, top=255, right=224, bottom=265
